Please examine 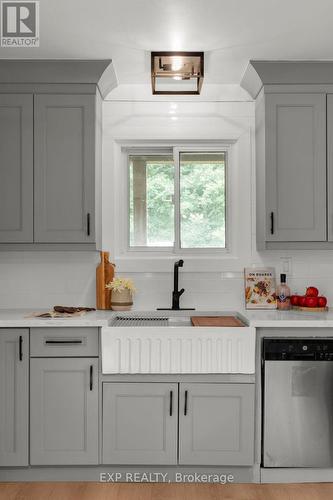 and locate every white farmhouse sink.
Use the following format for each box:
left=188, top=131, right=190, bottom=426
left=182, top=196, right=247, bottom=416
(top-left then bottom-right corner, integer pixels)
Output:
left=101, top=312, right=255, bottom=374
